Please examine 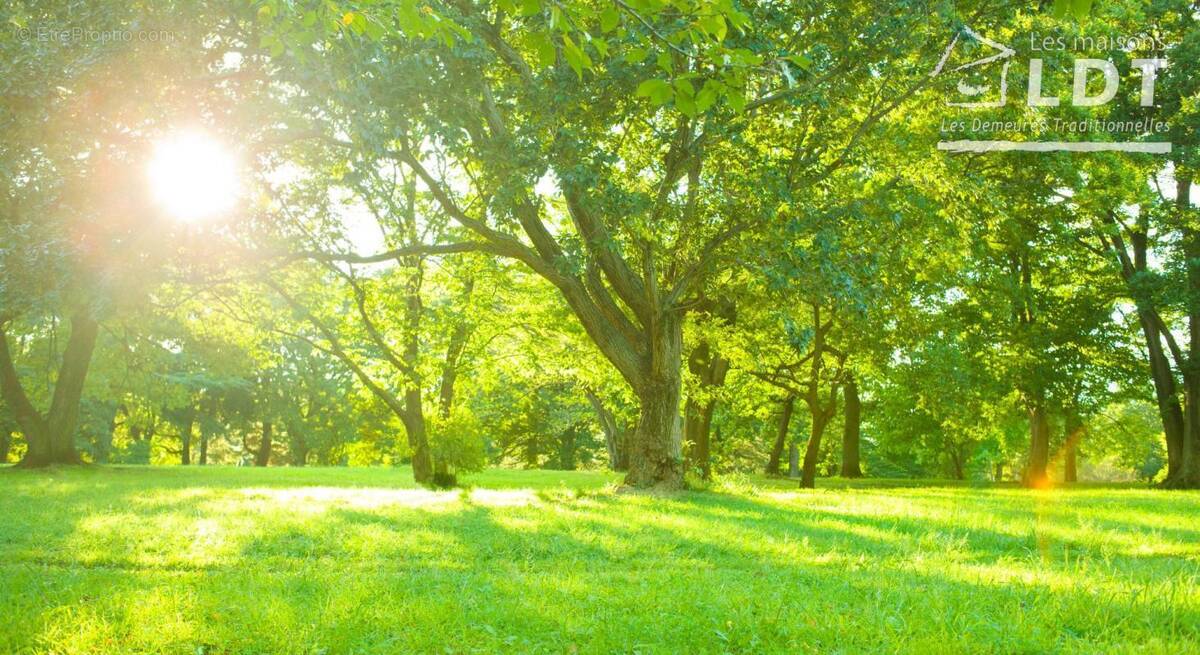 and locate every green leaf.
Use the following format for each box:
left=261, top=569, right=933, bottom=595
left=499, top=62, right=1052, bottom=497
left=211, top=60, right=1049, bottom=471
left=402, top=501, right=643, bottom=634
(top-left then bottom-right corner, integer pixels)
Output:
left=600, top=7, right=620, bottom=33
left=530, top=33, right=556, bottom=68
left=520, top=0, right=541, bottom=16
left=700, top=14, right=727, bottom=42
left=1051, top=0, right=1070, bottom=18
left=788, top=54, right=813, bottom=71
left=363, top=18, right=385, bottom=41
left=592, top=37, right=609, bottom=59
left=636, top=78, right=673, bottom=105
left=726, top=87, right=746, bottom=112
left=656, top=52, right=673, bottom=74
left=674, top=79, right=697, bottom=116
left=562, top=34, right=590, bottom=79
left=1071, top=0, right=1093, bottom=20
left=696, top=80, right=721, bottom=112
left=624, top=46, right=648, bottom=63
